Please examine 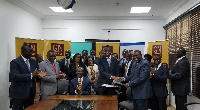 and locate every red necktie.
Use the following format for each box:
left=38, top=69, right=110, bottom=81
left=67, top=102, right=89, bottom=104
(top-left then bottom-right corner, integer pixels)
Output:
left=51, top=62, right=56, bottom=73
